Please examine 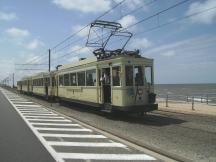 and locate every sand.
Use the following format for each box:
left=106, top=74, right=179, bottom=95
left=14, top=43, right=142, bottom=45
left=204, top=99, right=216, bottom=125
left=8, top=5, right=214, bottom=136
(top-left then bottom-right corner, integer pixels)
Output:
left=157, top=98, right=216, bottom=116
